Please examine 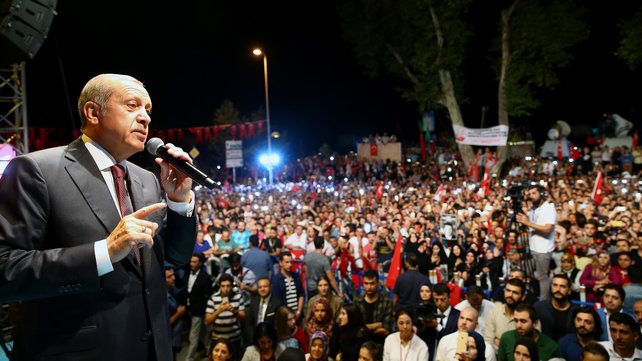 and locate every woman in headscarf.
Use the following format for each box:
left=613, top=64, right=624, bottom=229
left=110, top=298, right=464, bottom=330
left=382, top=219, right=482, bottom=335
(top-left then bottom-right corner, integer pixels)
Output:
left=330, top=304, right=366, bottom=361
left=306, top=297, right=334, bottom=339
left=513, top=337, right=538, bottom=361
left=306, top=276, right=341, bottom=323
left=455, top=331, right=486, bottom=361
left=306, top=331, right=330, bottom=361
left=457, top=249, right=481, bottom=287
left=448, top=244, right=465, bottom=279
left=579, top=250, right=622, bottom=302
